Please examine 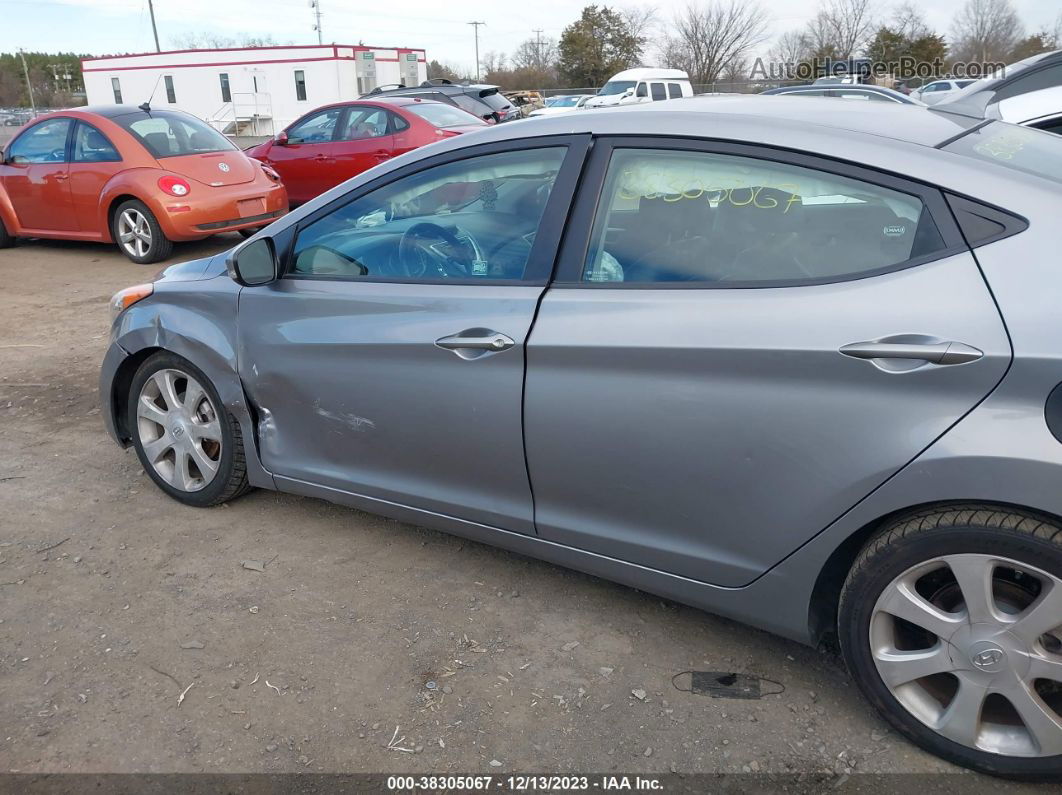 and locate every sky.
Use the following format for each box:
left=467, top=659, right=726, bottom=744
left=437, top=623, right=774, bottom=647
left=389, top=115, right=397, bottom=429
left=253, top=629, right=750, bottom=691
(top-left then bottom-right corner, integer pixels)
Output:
left=4, top=0, right=1061, bottom=74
